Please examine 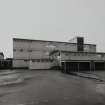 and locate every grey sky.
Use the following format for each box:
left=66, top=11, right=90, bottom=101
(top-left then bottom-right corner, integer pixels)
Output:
left=0, top=0, right=105, bottom=58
